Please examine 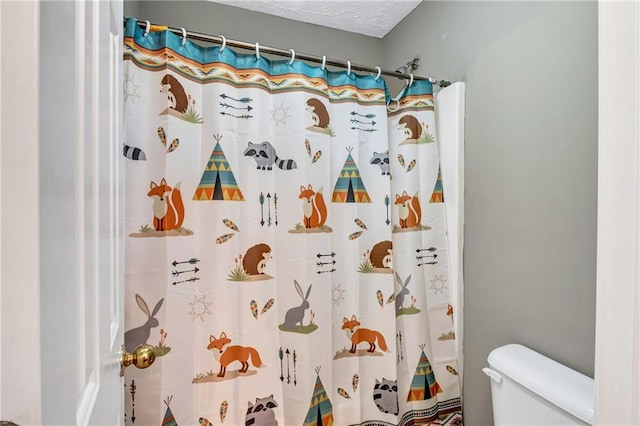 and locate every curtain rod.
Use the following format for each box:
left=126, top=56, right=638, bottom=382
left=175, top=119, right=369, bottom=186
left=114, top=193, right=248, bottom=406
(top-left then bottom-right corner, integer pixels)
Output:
left=129, top=19, right=451, bottom=87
